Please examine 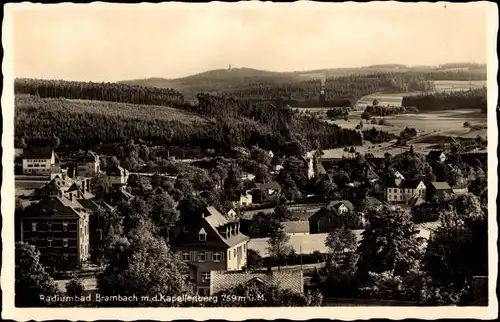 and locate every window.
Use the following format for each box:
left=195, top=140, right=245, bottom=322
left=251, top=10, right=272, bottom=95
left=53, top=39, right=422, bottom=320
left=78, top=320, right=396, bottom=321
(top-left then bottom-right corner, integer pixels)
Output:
left=201, top=272, right=210, bottom=282
left=198, top=252, right=206, bottom=262
left=47, top=222, right=52, bottom=231
left=233, top=249, right=236, bottom=257
left=63, top=239, right=68, bottom=247
left=31, top=223, right=37, bottom=232
left=63, top=222, right=68, bottom=232
left=213, top=252, right=222, bottom=262
left=47, top=239, right=53, bottom=247
left=183, top=252, right=190, bottom=261
left=228, top=251, right=231, bottom=260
